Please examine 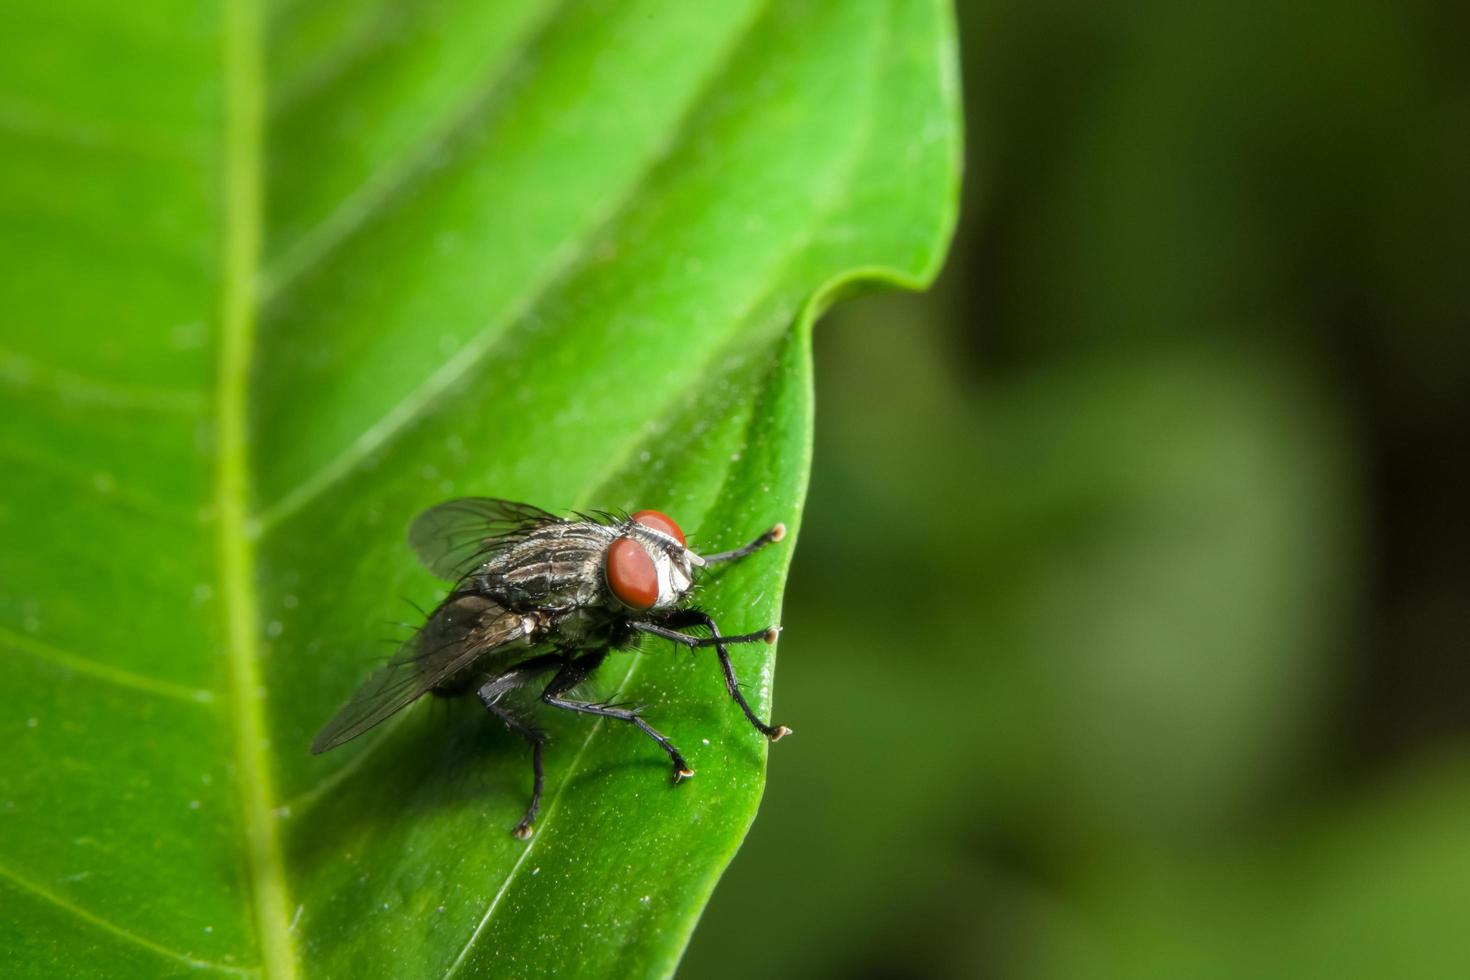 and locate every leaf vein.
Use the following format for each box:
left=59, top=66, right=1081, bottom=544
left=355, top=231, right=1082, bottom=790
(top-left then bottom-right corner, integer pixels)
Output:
left=0, top=863, right=256, bottom=975
left=0, top=626, right=216, bottom=705
left=0, top=95, right=199, bottom=161
left=0, top=344, right=203, bottom=415
left=255, top=0, right=569, bottom=303
left=250, top=0, right=773, bottom=535
left=267, top=2, right=400, bottom=114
